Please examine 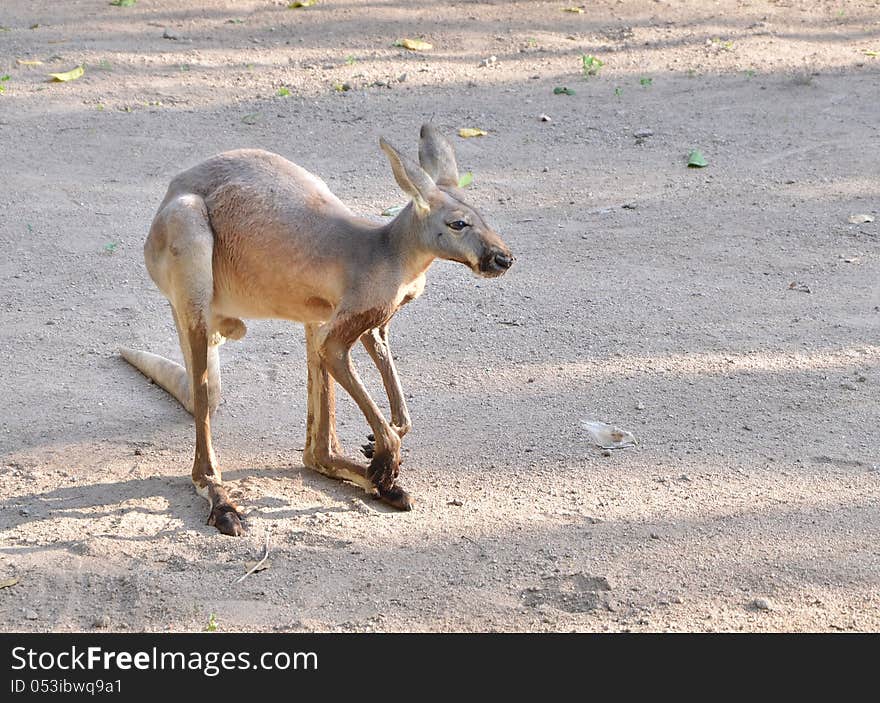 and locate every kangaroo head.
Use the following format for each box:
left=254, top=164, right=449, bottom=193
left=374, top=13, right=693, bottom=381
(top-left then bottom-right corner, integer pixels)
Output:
left=380, top=125, right=514, bottom=278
